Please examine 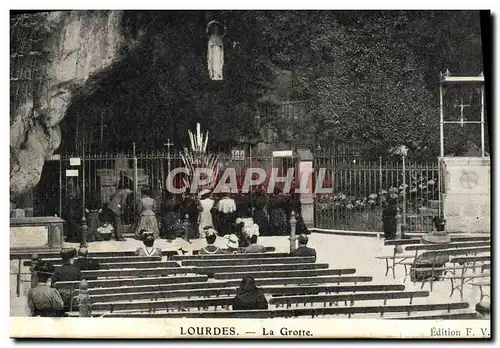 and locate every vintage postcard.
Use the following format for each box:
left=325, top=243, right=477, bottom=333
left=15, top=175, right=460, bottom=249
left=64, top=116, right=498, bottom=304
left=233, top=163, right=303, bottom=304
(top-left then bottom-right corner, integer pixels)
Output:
left=9, top=9, right=491, bottom=339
